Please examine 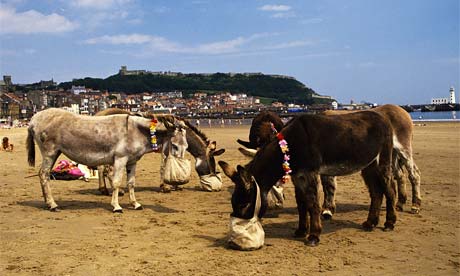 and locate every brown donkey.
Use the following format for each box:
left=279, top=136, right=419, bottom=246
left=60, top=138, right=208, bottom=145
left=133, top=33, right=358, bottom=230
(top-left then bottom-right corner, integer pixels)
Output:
left=220, top=111, right=397, bottom=247
left=238, top=105, right=421, bottom=215
left=322, top=105, right=421, bottom=215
